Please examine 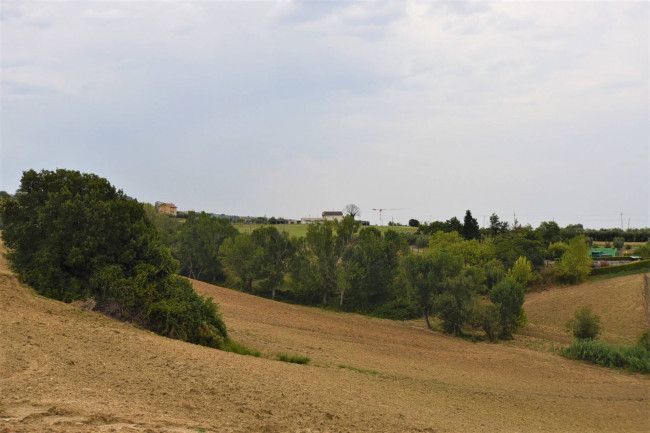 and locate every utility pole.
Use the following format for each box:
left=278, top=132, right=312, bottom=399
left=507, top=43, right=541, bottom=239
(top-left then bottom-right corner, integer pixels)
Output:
left=620, top=212, right=624, bottom=231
